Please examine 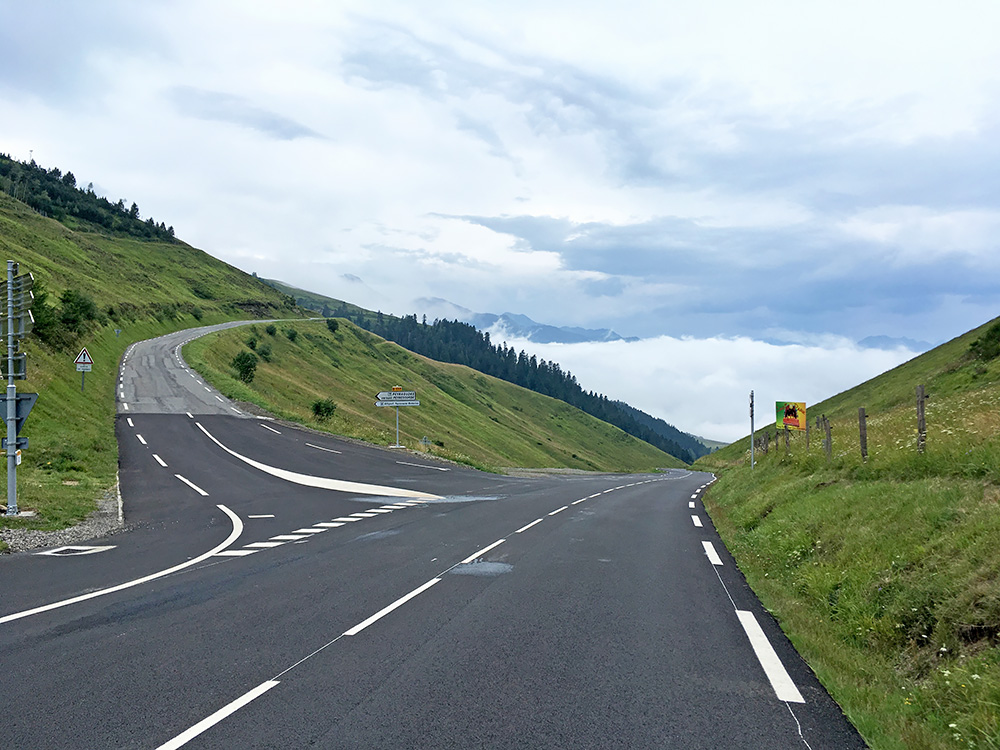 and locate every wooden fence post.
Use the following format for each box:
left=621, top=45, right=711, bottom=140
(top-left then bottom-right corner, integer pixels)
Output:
left=916, top=385, right=927, bottom=453
left=784, top=425, right=790, bottom=453
left=823, top=415, right=832, bottom=460
left=858, top=407, right=868, bottom=462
